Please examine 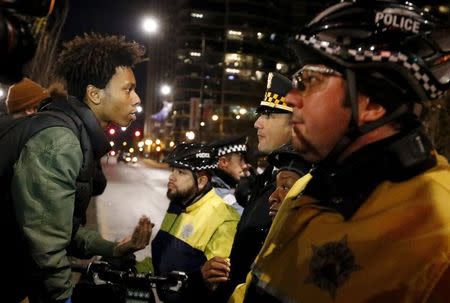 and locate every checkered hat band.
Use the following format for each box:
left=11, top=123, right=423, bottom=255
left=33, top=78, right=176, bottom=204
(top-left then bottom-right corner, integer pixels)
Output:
left=262, top=91, right=292, bottom=110
left=172, top=160, right=217, bottom=171
left=218, top=144, right=247, bottom=156
left=297, top=34, right=445, bottom=99
left=260, top=101, right=293, bottom=112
